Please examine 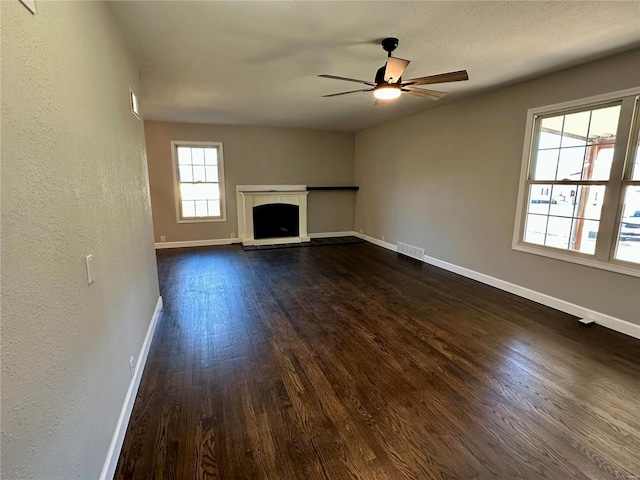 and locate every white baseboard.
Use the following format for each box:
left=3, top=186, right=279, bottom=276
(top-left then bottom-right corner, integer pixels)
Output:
left=308, top=231, right=356, bottom=239
left=354, top=232, right=398, bottom=251
left=356, top=233, right=639, bottom=340
left=155, top=238, right=241, bottom=249
left=157, top=233, right=356, bottom=249
left=420, top=254, right=640, bottom=339
left=99, top=296, right=163, bottom=480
